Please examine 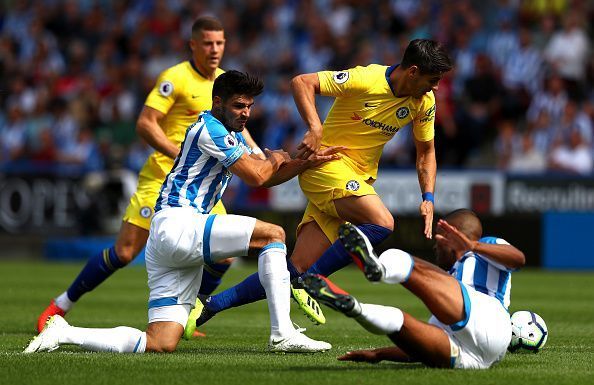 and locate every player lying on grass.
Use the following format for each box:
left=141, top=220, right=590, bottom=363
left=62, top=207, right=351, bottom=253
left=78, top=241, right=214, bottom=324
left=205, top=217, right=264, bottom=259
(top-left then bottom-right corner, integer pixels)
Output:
left=188, top=39, right=453, bottom=328
left=303, top=209, right=525, bottom=369
left=25, top=71, right=340, bottom=354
